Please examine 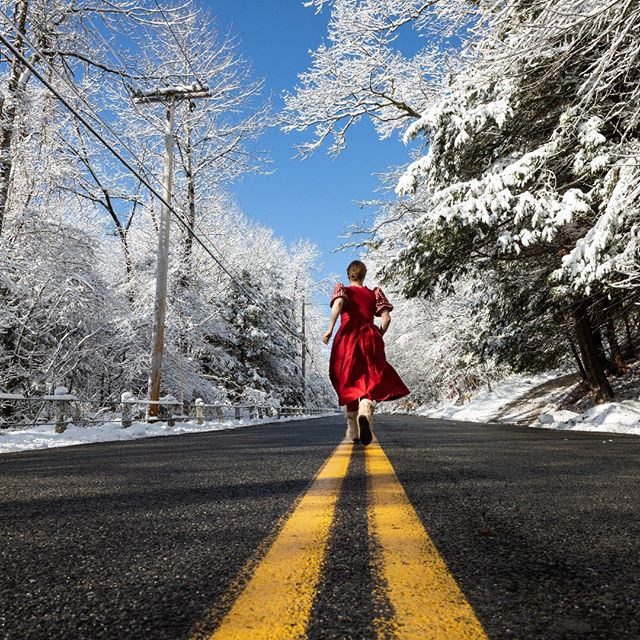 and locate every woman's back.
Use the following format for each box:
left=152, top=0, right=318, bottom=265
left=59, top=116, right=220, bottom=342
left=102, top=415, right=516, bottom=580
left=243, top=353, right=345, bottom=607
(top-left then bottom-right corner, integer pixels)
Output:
left=330, top=283, right=393, bottom=330
left=328, top=279, right=408, bottom=408
left=341, top=285, right=376, bottom=326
